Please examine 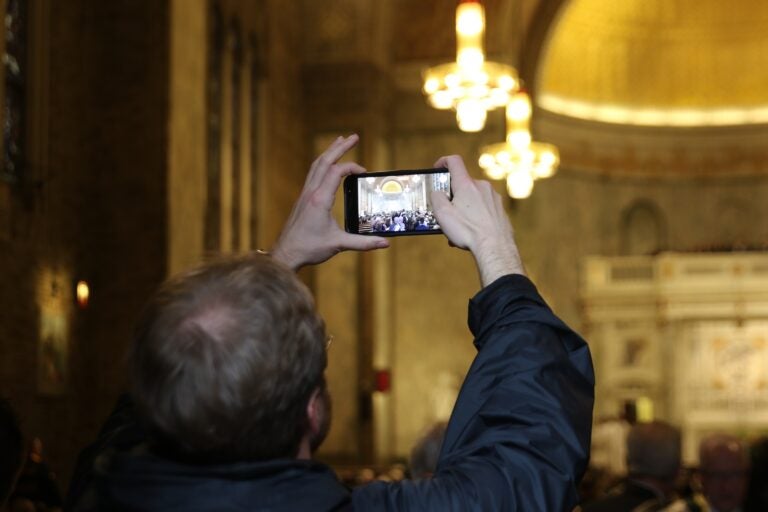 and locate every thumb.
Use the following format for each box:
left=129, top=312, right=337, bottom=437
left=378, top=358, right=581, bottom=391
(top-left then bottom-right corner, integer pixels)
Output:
left=338, top=233, right=390, bottom=252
